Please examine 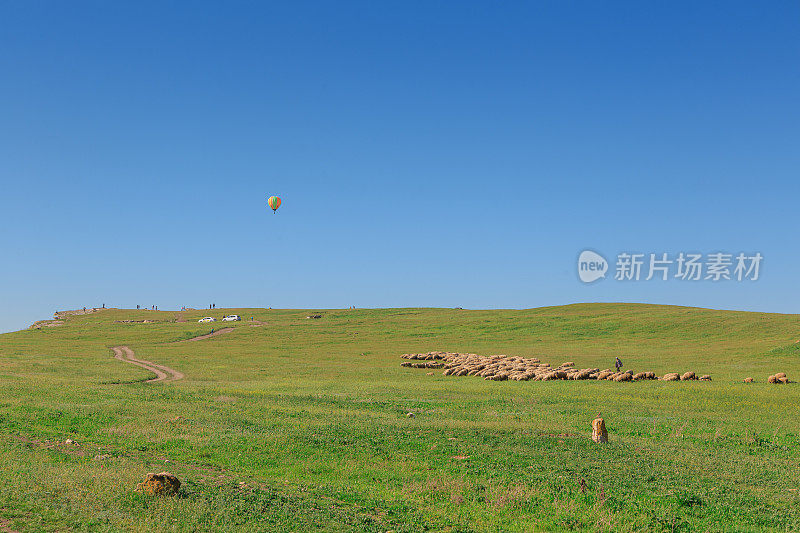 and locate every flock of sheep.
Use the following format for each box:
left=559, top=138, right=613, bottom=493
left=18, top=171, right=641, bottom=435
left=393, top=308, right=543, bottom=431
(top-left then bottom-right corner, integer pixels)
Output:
left=765, top=372, right=791, bottom=384
left=401, top=352, right=711, bottom=382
